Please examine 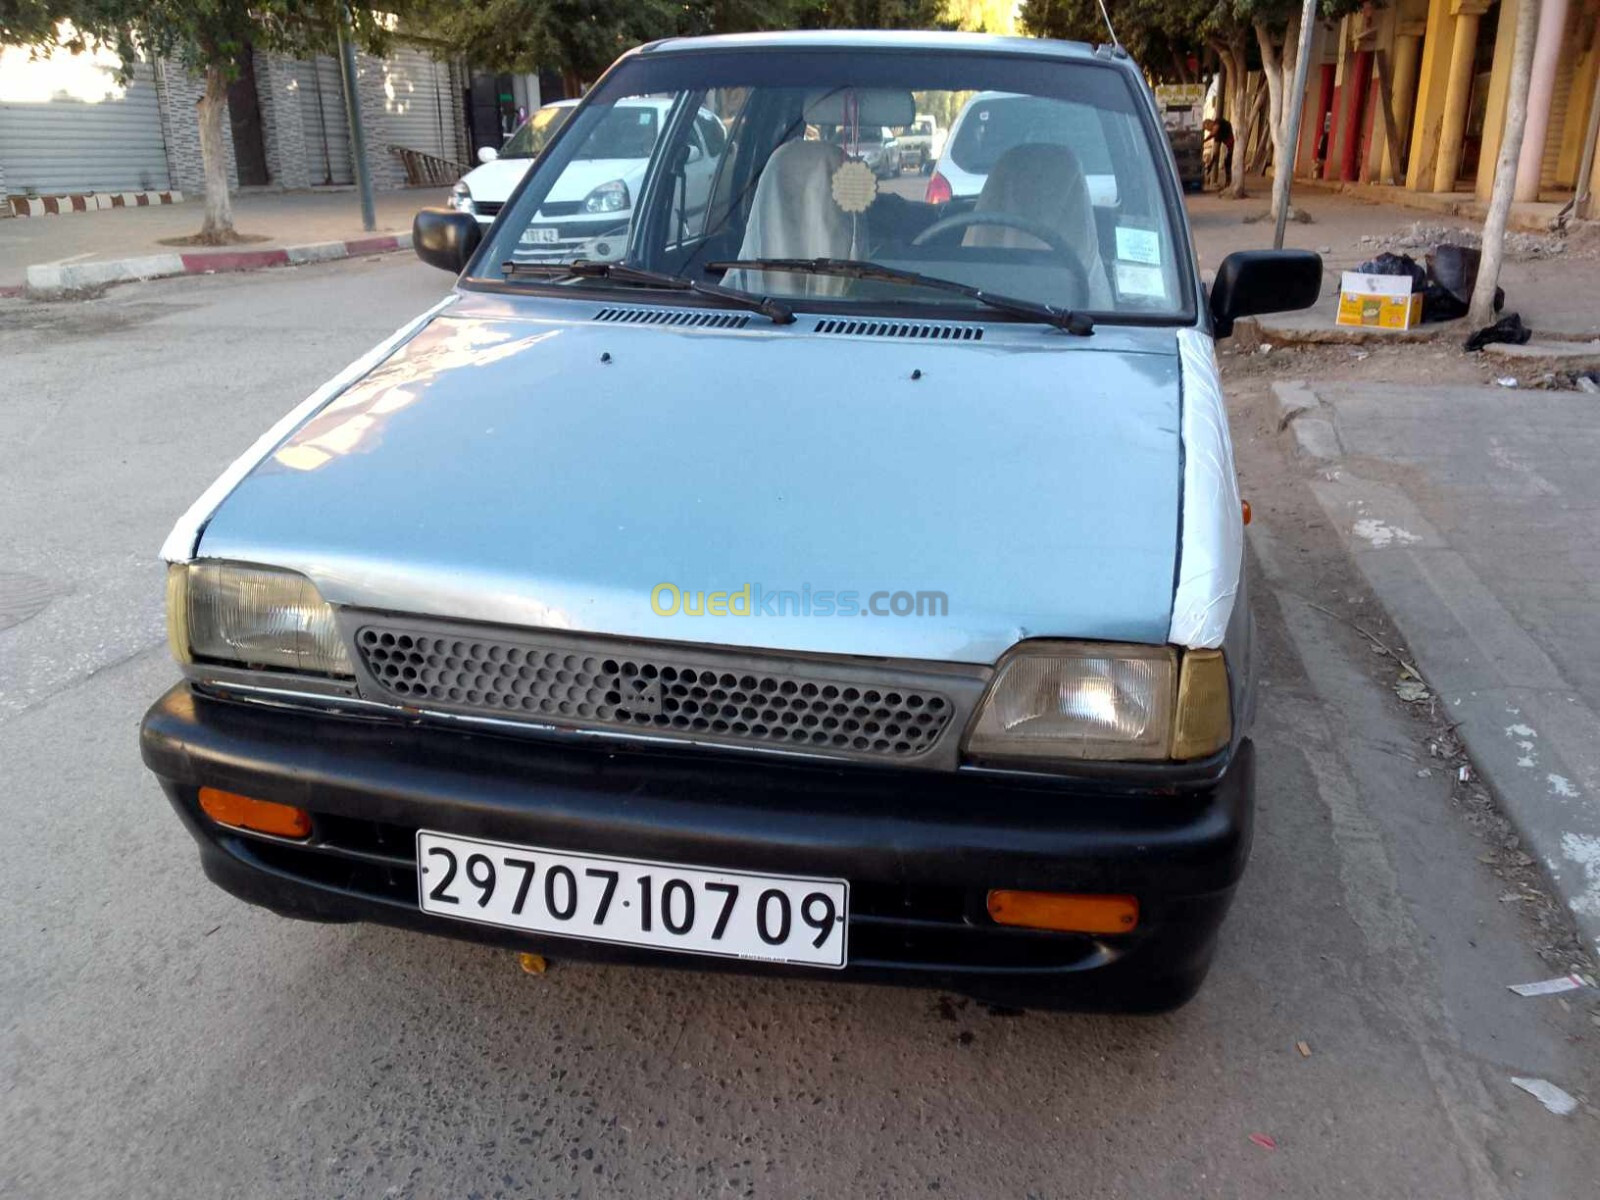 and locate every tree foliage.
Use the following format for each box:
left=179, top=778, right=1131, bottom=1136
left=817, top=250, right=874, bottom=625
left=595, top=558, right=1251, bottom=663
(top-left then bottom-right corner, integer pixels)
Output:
left=0, top=0, right=394, bottom=81
left=409, top=0, right=954, bottom=85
